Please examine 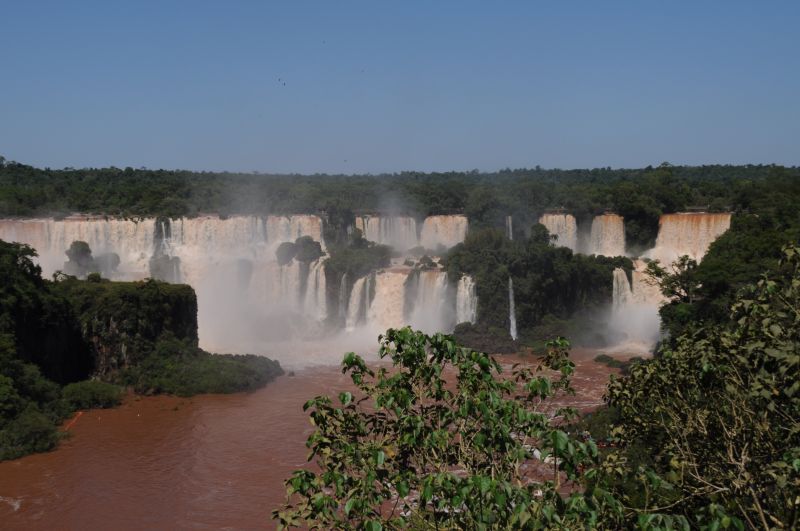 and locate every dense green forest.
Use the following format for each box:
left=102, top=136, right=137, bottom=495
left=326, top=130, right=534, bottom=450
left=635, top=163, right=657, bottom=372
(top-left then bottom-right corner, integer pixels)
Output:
left=0, top=240, right=282, bottom=461
left=2, top=156, right=798, bottom=249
